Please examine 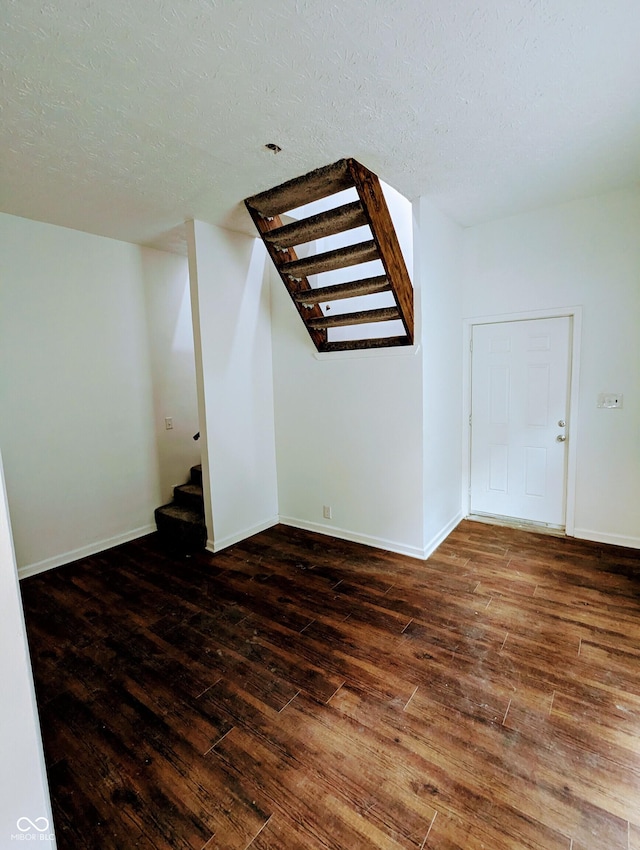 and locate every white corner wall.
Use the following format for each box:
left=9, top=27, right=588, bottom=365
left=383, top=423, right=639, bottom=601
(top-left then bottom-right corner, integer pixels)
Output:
left=0, top=450, right=55, bottom=847
left=271, top=284, right=425, bottom=557
left=461, top=187, right=640, bottom=547
left=0, top=213, right=161, bottom=576
left=186, top=221, right=278, bottom=550
left=416, top=198, right=465, bottom=553
left=141, top=248, right=200, bottom=504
